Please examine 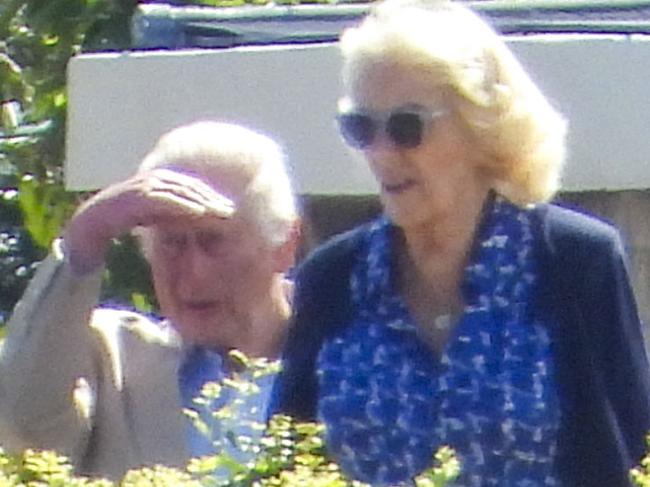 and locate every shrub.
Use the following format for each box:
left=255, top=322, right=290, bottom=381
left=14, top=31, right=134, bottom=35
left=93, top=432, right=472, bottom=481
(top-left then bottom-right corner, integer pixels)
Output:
left=631, top=435, right=650, bottom=486
left=0, top=434, right=460, bottom=487
left=0, top=351, right=461, bottom=486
